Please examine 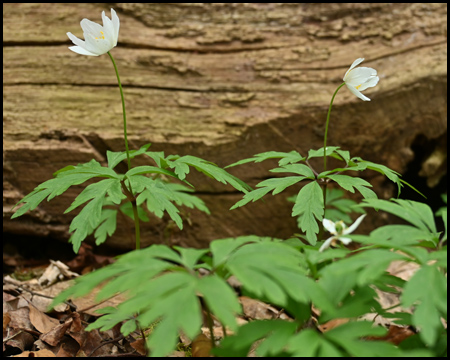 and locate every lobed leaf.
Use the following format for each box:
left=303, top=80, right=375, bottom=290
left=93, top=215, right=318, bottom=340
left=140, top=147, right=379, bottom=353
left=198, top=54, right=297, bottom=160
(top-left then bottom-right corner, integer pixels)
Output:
left=292, top=181, right=324, bottom=245
left=107, top=143, right=151, bottom=169
left=226, top=150, right=304, bottom=168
